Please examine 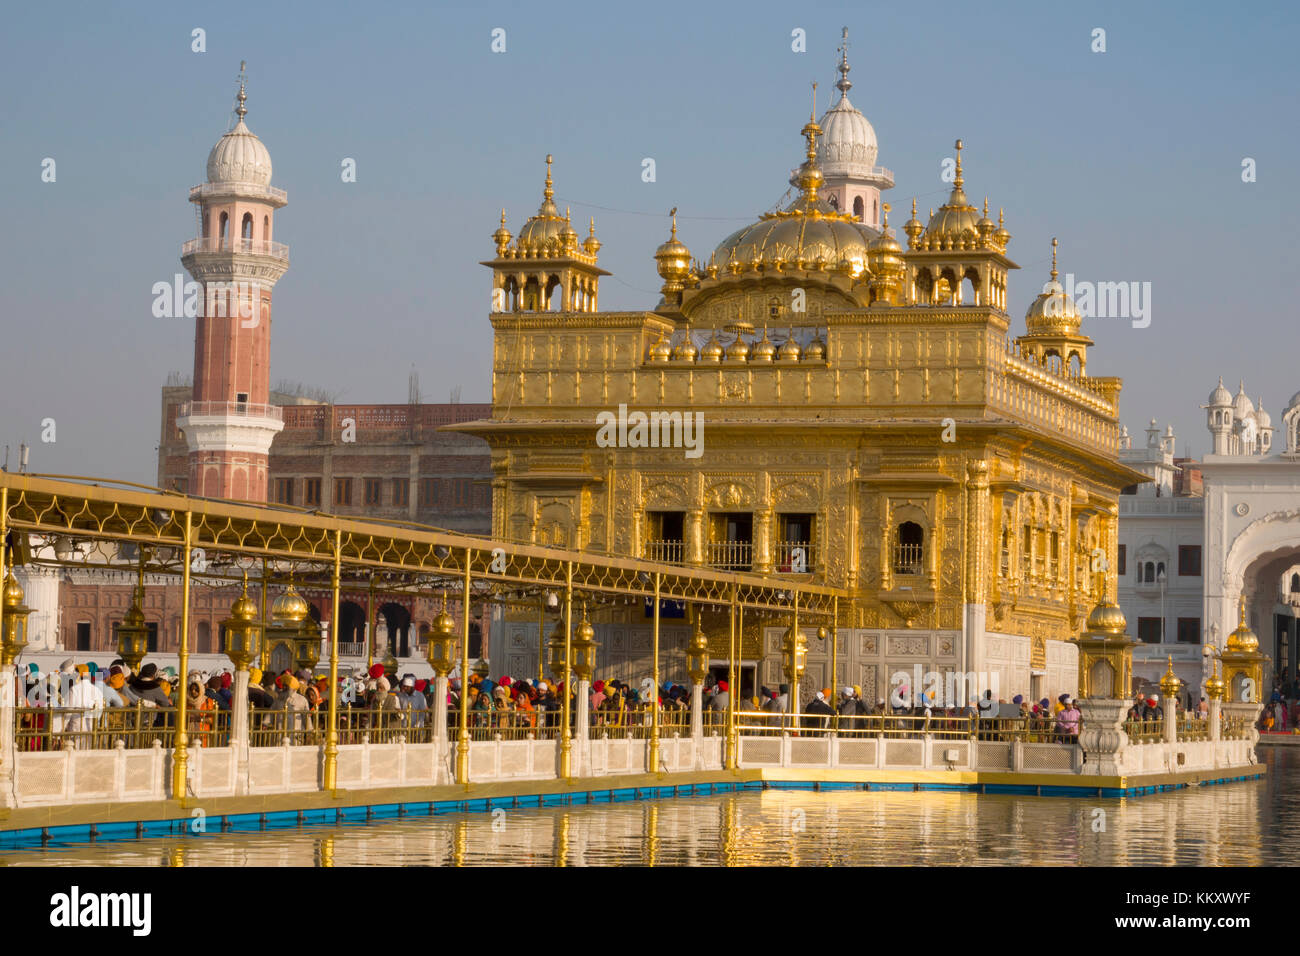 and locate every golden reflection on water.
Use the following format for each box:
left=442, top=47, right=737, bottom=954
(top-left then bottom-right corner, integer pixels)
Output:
left=2, top=750, right=1290, bottom=867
